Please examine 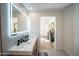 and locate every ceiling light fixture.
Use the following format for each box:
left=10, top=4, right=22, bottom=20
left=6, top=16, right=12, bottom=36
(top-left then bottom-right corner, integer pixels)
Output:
left=30, top=7, right=32, bottom=10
